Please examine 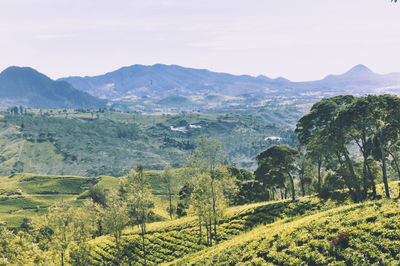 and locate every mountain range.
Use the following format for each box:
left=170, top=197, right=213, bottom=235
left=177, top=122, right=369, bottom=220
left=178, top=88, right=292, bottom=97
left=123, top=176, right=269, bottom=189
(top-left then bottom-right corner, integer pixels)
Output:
left=1, top=64, right=400, bottom=113
left=60, top=63, right=400, bottom=100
